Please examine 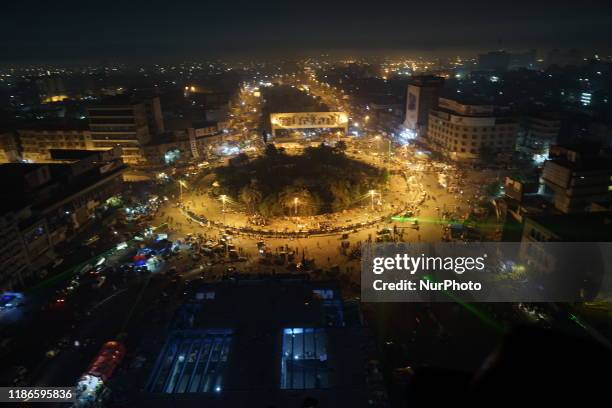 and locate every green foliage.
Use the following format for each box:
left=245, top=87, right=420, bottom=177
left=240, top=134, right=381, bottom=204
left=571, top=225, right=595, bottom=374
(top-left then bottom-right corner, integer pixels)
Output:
left=239, top=184, right=263, bottom=213
left=215, top=144, right=384, bottom=215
